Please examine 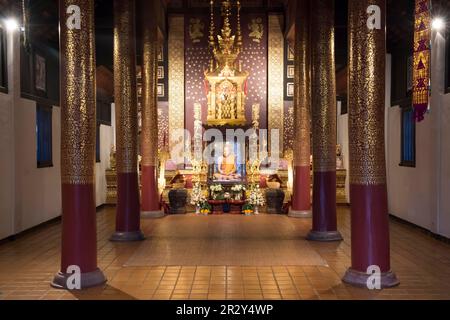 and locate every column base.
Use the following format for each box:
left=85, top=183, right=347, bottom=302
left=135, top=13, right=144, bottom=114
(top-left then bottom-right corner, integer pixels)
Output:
left=110, top=230, right=145, bottom=242
left=51, top=268, right=106, bottom=290
left=288, top=208, right=312, bottom=218
left=141, top=210, right=165, bottom=219
left=343, top=268, right=400, bottom=289
left=307, top=230, right=343, bottom=242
